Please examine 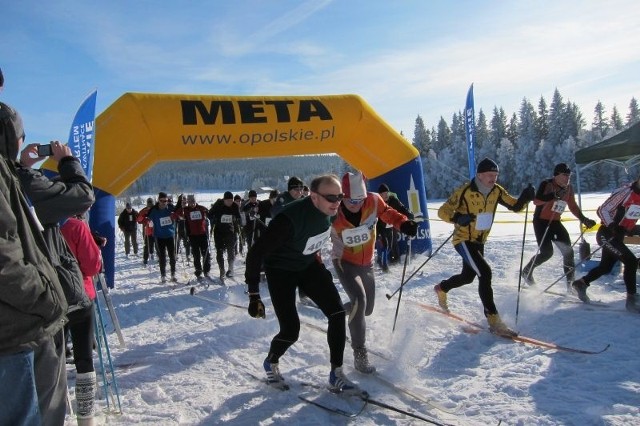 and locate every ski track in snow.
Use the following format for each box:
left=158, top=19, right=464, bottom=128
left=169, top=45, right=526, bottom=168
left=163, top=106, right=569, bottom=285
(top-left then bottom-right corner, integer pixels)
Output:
left=82, top=192, right=639, bottom=425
